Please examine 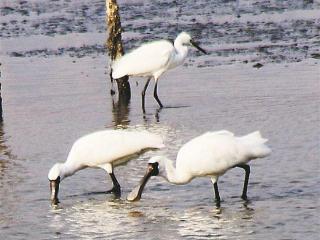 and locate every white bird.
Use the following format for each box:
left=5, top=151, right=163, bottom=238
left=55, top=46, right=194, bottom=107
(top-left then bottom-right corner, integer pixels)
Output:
left=127, top=130, right=271, bottom=206
left=48, top=129, right=164, bottom=205
left=111, top=32, right=207, bottom=111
